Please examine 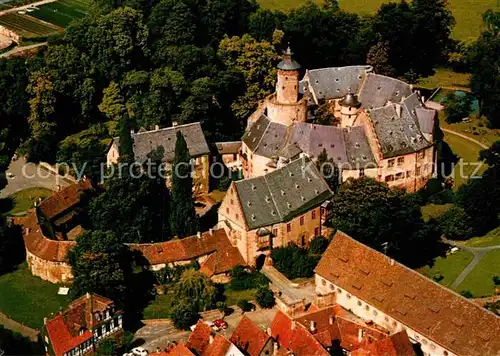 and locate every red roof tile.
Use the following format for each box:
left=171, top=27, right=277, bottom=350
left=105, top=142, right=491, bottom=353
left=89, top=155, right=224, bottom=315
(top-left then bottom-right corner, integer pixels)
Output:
left=38, top=179, right=93, bottom=221
left=202, top=335, right=232, bottom=356
left=351, top=331, right=415, bottom=356
left=315, top=231, right=500, bottom=356
left=46, top=315, right=93, bottom=356
left=187, top=320, right=213, bottom=354
left=230, top=316, right=270, bottom=356
left=166, top=343, right=195, bottom=356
